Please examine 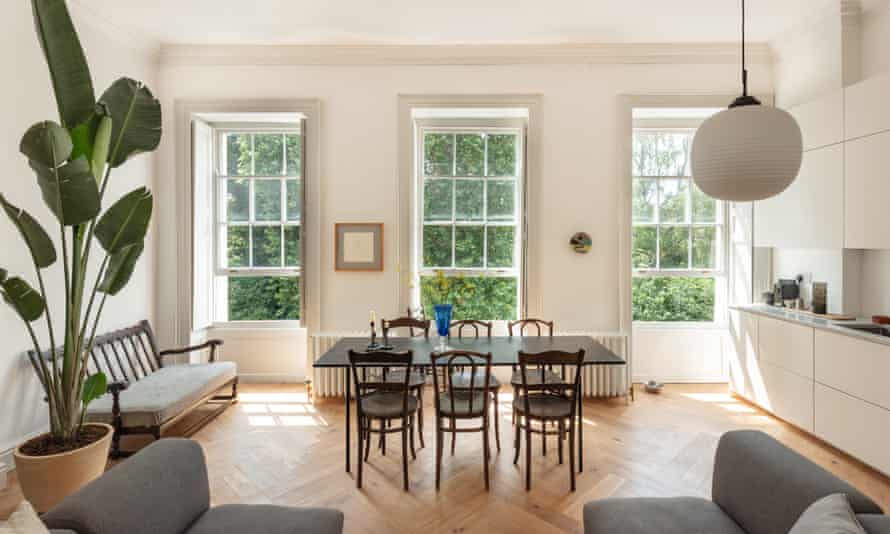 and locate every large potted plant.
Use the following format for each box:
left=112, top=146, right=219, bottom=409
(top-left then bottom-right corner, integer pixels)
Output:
left=4, top=0, right=160, bottom=512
